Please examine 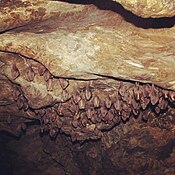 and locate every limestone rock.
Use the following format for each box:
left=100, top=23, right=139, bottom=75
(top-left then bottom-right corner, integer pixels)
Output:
left=0, top=1, right=175, bottom=91
left=113, top=0, right=175, bottom=18
left=0, top=1, right=175, bottom=174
